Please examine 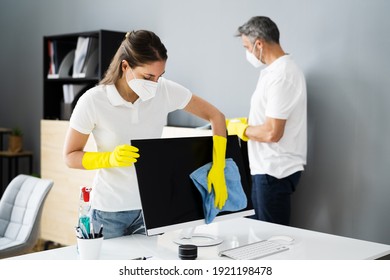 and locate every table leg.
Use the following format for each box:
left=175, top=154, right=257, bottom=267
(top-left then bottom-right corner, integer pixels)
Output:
left=14, top=157, right=19, bottom=178
left=29, top=155, right=33, bottom=175
left=0, top=158, right=4, bottom=198
left=8, top=157, right=12, bottom=185
left=0, top=157, right=3, bottom=188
